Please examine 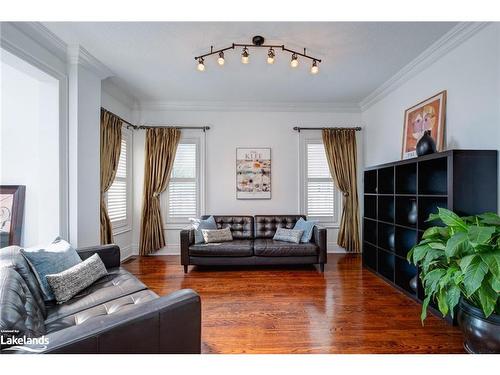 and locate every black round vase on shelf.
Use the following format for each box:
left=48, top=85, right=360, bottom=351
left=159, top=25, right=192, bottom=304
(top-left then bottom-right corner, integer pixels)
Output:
left=409, top=275, right=418, bottom=293
left=407, top=199, right=417, bottom=225
left=388, top=232, right=395, bottom=251
left=416, top=130, right=437, bottom=156
left=457, top=299, right=500, bottom=353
